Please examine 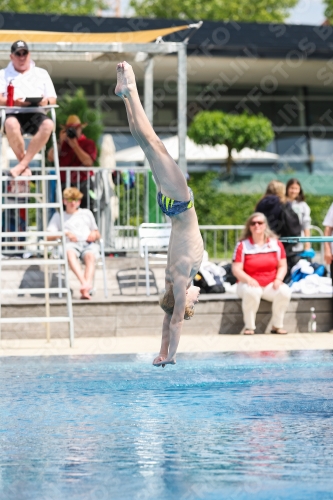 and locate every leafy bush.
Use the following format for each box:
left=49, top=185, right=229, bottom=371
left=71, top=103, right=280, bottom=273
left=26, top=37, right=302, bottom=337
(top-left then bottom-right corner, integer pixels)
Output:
left=48, top=88, right=103, bottom=166
left=189, top=172, right=333, bottom=229
left=55, top=88, right=103, bottom=148
left=188, top=172, right=333, bottom=257
left=188, top=172, right=258, bottom=225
